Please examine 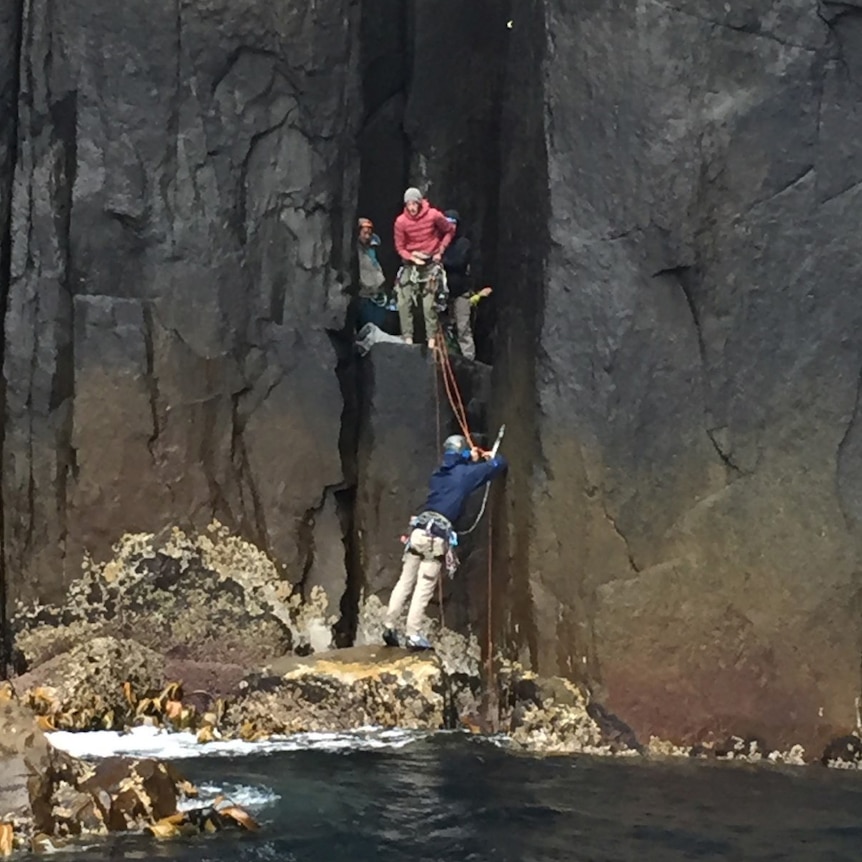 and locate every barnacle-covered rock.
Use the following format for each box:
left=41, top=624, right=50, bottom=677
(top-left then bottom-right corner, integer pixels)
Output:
left=12, top=524, right=340, bottom=673
left=13, top=637, right=164, bottom=730
left=51, top=755, right=182, bottom=836
left=224, top=645, right=447, bottom=737
left=501, top=667, right=640, bottom=757
left=0, top=700, right=54, bottom=846
left=0, top=700, right=213, bottom=852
